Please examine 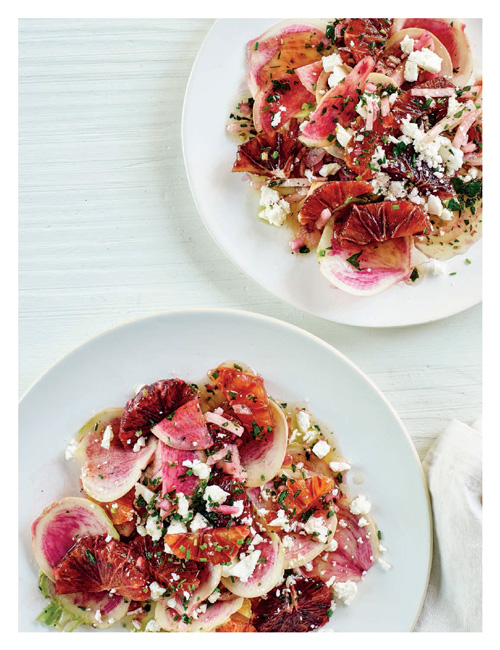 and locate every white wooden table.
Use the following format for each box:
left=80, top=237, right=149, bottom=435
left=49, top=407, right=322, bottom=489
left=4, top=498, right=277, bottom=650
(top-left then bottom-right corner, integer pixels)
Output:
left=19, top=19, right=481, bottom=460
